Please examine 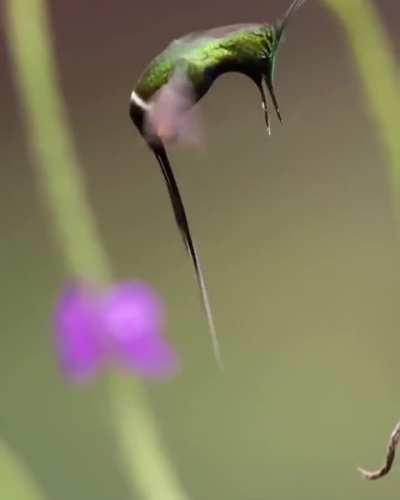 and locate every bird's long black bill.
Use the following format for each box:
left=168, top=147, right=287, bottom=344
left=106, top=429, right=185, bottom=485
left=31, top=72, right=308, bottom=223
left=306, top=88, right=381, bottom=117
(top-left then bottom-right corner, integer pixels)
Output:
left=276, top=0, right=307, bottom=41
left=152, top=144, right=223, bottom=369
